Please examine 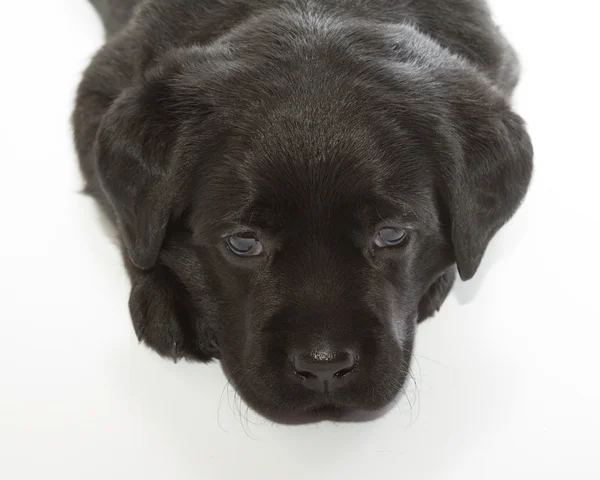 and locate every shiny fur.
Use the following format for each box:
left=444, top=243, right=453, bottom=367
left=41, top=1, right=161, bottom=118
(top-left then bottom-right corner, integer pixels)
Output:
left=73, top=0, right=533, bottom=416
